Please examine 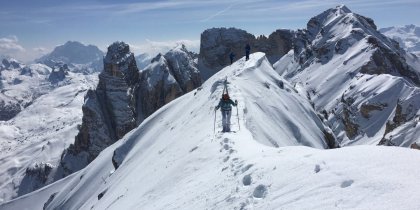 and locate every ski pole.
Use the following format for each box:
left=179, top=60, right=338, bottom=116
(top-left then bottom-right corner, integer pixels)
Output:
left=213, top=109, right=216, bottom=141
left=236, top=102, right=240, bottom=131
